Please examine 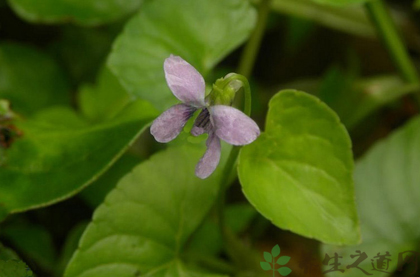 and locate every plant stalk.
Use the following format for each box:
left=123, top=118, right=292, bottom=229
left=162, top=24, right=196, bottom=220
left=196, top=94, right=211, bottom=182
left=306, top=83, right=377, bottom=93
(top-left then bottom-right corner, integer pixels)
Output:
left=365, top=0, right=420, bottom=102
left=214, top=0, right=272, bottom=270
left=238, top=0, right=272, bottom=78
